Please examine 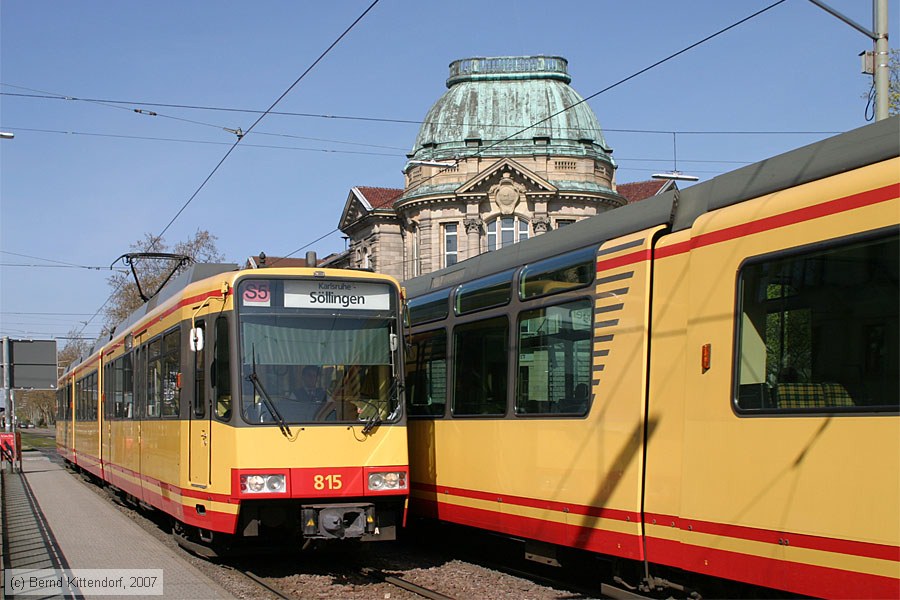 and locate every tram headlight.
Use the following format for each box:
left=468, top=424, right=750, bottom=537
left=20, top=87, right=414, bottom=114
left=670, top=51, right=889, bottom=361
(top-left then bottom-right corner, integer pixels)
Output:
left=240, top=474, right=286, bottom=494
left=265, top=475, right=286, bottom=493
left=368, top=471, right=407, bottom=491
